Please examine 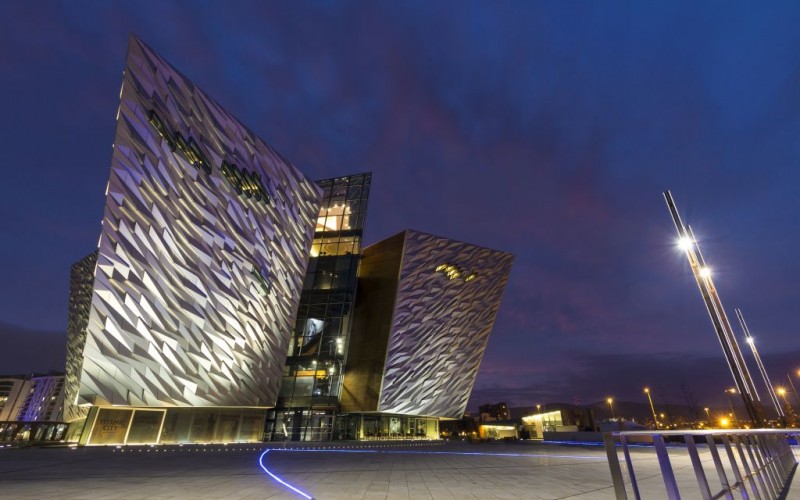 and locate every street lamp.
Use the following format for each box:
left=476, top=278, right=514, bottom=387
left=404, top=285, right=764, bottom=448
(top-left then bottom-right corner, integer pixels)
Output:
left=725, top=388, right=740, bottom=428
left=704, top=407, right=711, bottom=423
left=607, top=397, right=615, bottom=419
left=644, top=388, right=658, bottom=429
left=536, top=404, right=541, bottom=414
